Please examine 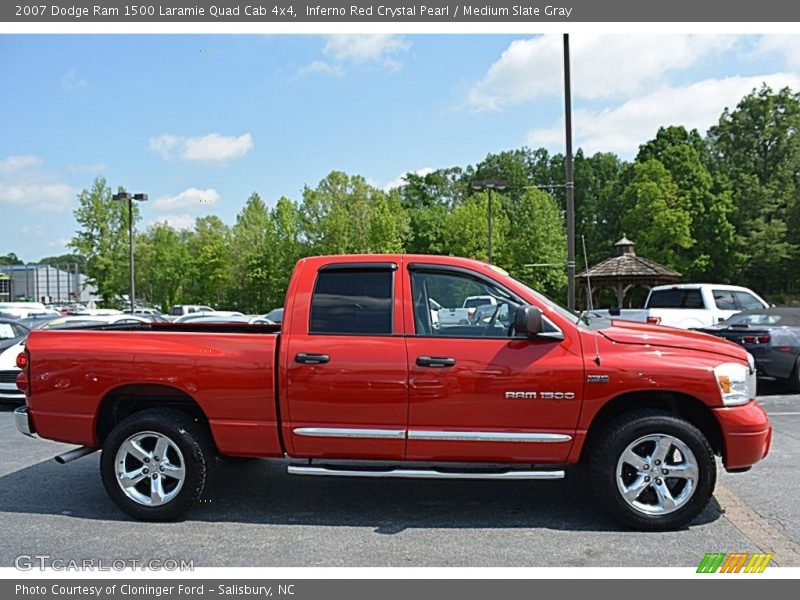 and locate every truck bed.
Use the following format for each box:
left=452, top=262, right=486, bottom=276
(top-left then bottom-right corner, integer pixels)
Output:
left=24, top=327, right=283, bottom=457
